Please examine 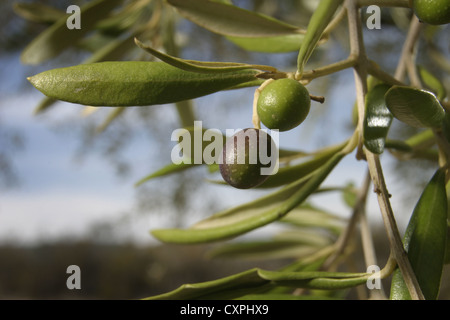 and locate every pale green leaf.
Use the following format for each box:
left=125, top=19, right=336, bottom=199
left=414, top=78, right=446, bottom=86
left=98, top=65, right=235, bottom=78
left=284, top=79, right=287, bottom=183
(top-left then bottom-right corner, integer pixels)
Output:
left=296, top=0, right=343, bottom=76
left=144, top=267, right=370, bottom=300
left=167, top=0, right=302, bottom=37
left=206, top=240, right=322, bottom=261
left=13, top=2, right=65, bottom=24
left=96, top=107, right=126, bottom=133
left=143, top=268, right=270, bottom=300
left=417, top=65, right=446, bottom=100
left=21, top=0, right=124, bottom=65
left=226, top=34, right=303, bottom=53
left=390, top=168, right=448, bottom=300
left=151, top=153, right=344, bottom=243
left=134, top=163, right=196, bottom=187
left=236, top=293, right=340, bottom=300
left=258, top=141, right=346, bottom=188
left=135, top=38, right=277, bottom=73
left=385, top=86, right=445, bottom=128
left=149, top=130, right=356, bottom=245
left=28, top=62, right=259, bottom=106
left=363, top=83, right=393, bottom=154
